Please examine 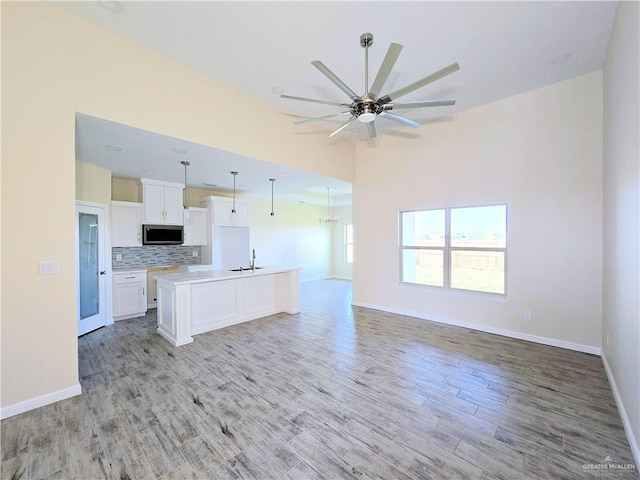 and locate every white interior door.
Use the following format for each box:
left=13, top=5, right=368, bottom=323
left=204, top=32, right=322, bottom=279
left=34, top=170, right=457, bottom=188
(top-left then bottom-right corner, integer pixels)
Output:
left=76, top=203, right=107, bottom=336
